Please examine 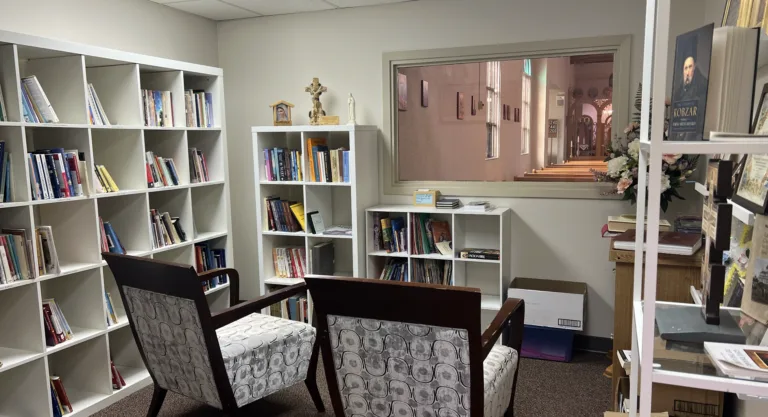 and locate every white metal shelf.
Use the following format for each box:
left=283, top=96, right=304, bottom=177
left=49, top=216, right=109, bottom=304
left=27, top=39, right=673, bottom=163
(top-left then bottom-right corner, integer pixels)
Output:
left=640, top=137, right=768, bottom=154
left=44, top=328, right=106, bottom=354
